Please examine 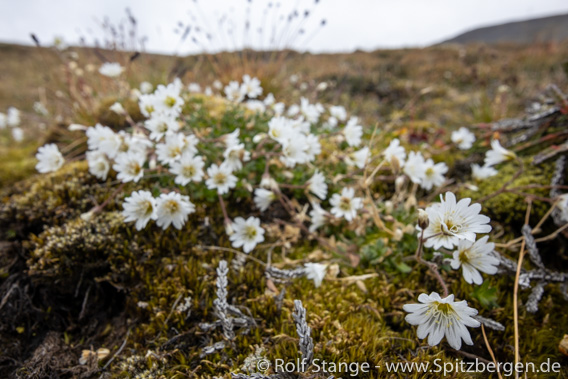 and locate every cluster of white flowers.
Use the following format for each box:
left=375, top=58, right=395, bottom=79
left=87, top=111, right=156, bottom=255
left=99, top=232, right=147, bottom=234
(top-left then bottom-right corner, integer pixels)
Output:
left=0, top=106, right=24, bottom=142
left=32, top=75, right=375, bottom=255
left=382, top=138, right=448, bottom=191
left=406, top=190, right=500, bottom=350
